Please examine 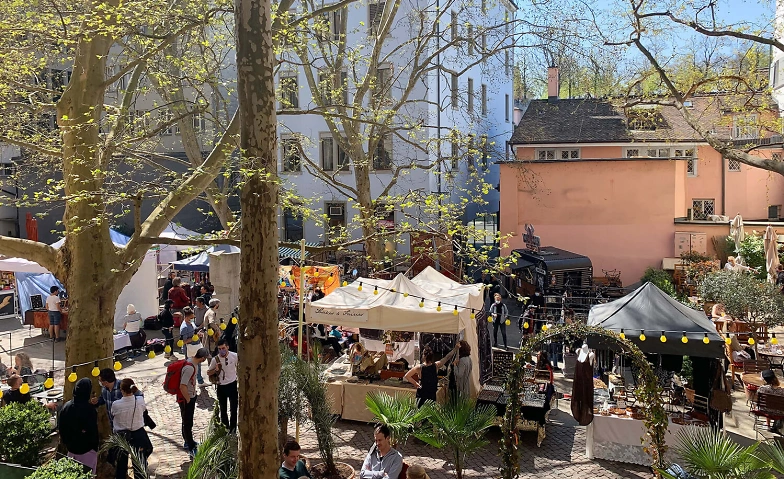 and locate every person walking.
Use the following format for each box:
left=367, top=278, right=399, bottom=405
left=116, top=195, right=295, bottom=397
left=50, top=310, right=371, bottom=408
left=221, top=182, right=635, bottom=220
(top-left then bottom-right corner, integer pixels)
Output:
left=180, top=307, right=204, bottom=385
left=207, top=338, right=238, bottom=433
left=46, top=285, right=63, bottom=341
left=489, top=293, right=508, bottom=349
left=160, top=299, right=176, bottom=359
left=58, top=378, right=99, bottom=473
left=179, top=348, right=209, bottom=457
left=193, top=296, right=208, bottom=328
left=168, top=277, right=190, bottom=311
left=110, top=379, right=153, bottom=479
